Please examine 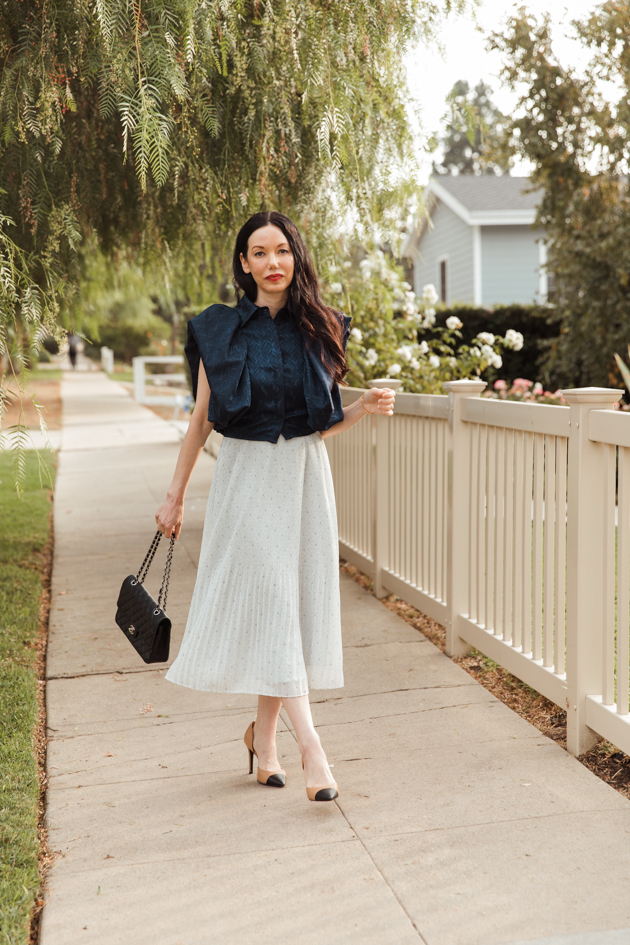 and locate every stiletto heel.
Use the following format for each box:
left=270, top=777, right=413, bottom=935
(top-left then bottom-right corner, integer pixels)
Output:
left=243, top=721, right=286, bottom=788
left=301, top=758, right=339, bottom=802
